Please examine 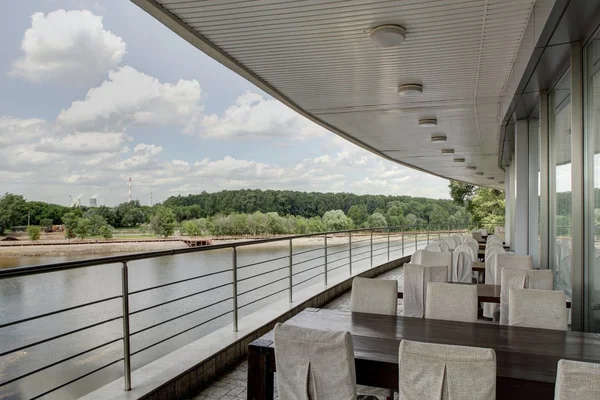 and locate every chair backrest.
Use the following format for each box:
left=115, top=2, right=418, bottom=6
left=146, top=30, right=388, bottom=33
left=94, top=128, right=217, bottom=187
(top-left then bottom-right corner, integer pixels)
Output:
left=424, top=243, right=442, bottom=252
left=527, top=269, right=554, bottom=290
left=452, top=245, right=473, bottom=283
left=485, top=245, right=506, bottom=262
left=410, top=249, right=423, bottom=264
left=350, top=277, right=398, bottom=315
left=398, top=340, right=496, bottom=400
left=403, top=264, right=448, bottom=318
left=439, top=240, right=451, bottom=252
left=451, top=235, right=462, bottom=247
left=508, top=288, right=568, bottom=331
left=555, top=359, right=600, bottom=400
left=455, top=243, right=476, bottom=261
left=464, top=240, right=479, bottom=258
left=442, top=237, right=457, bottom=251
left=274, top=323, right=357, bottom=400
left=500, top=268, right=527, bottom=325
left=472, top=229, right=485, bottom=243
left=425, top=282, right=477, bottom=323
left=493, top=254, right=533, bottom=284
left=420, top=250, right=453, bottom=281
left=487, top=238, right=503, bottom=247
